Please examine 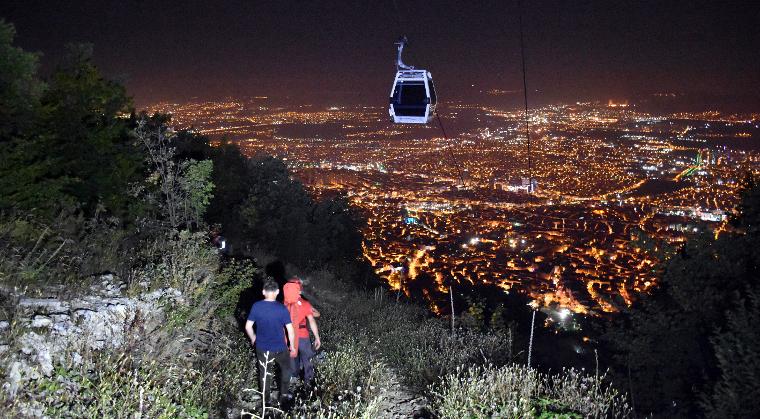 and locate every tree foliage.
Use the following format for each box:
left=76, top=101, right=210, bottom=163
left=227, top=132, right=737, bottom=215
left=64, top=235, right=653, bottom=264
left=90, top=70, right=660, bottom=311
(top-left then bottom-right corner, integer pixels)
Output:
left=0, top=23, right=142, bottom=219
left=235, top=155, right=365, bottom=270
left=702, top=290, right=760, bottom=418
left=169, top=131, right=366, bottom=272
left=135, top=119, right=213, bottom=229
left=0, top=19, right=44, bottom=138
left=605, top=176, right=760, bottom=417
left=182, top=159, right=214, bottom=222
